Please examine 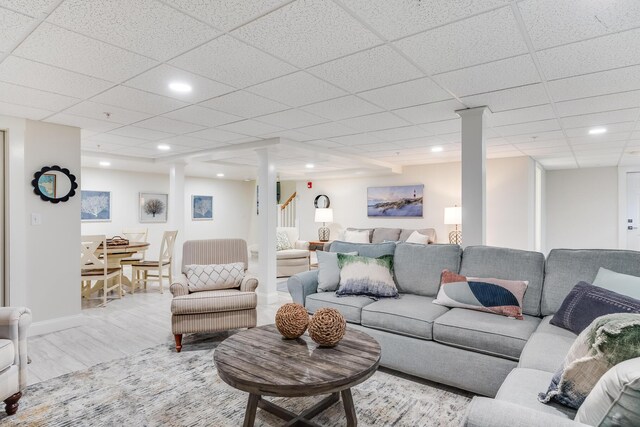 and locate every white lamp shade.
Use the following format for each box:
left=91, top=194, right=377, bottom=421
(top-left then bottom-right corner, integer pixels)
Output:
left=444, top=206, right=461, bottom=225
left=315, top=208, right=333, bottom=223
